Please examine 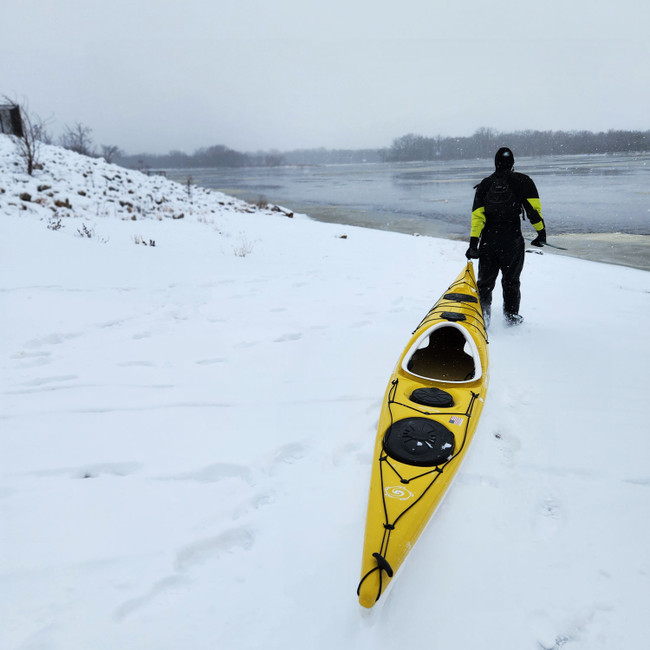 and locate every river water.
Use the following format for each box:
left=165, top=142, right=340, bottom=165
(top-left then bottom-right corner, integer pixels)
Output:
left=167, top=153, right=650, bottom=270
